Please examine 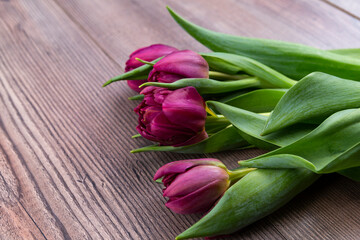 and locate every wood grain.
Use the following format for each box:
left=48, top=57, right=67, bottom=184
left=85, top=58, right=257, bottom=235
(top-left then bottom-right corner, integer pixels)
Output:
left=0, top=0, right=359, bottom=239
left=325, top=0, right=360, bottom=20
left=55, top=0, right=360, bottom=66
left=0, top=1, right=204, bottom=239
